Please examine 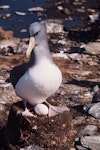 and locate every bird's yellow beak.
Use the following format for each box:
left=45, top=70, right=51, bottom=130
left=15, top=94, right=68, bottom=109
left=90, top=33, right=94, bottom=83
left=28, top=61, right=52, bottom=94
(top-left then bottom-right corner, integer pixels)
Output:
left=26, top=36, right=36, bottom=58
